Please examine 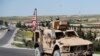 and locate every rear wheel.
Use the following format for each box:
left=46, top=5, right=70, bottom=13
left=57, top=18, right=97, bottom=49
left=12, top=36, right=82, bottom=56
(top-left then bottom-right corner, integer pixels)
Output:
left=53, top=50, right=61, bottom=56
left=35, top=47, right=42, bottom=56
left=86, top=51, right=93, bottom=56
